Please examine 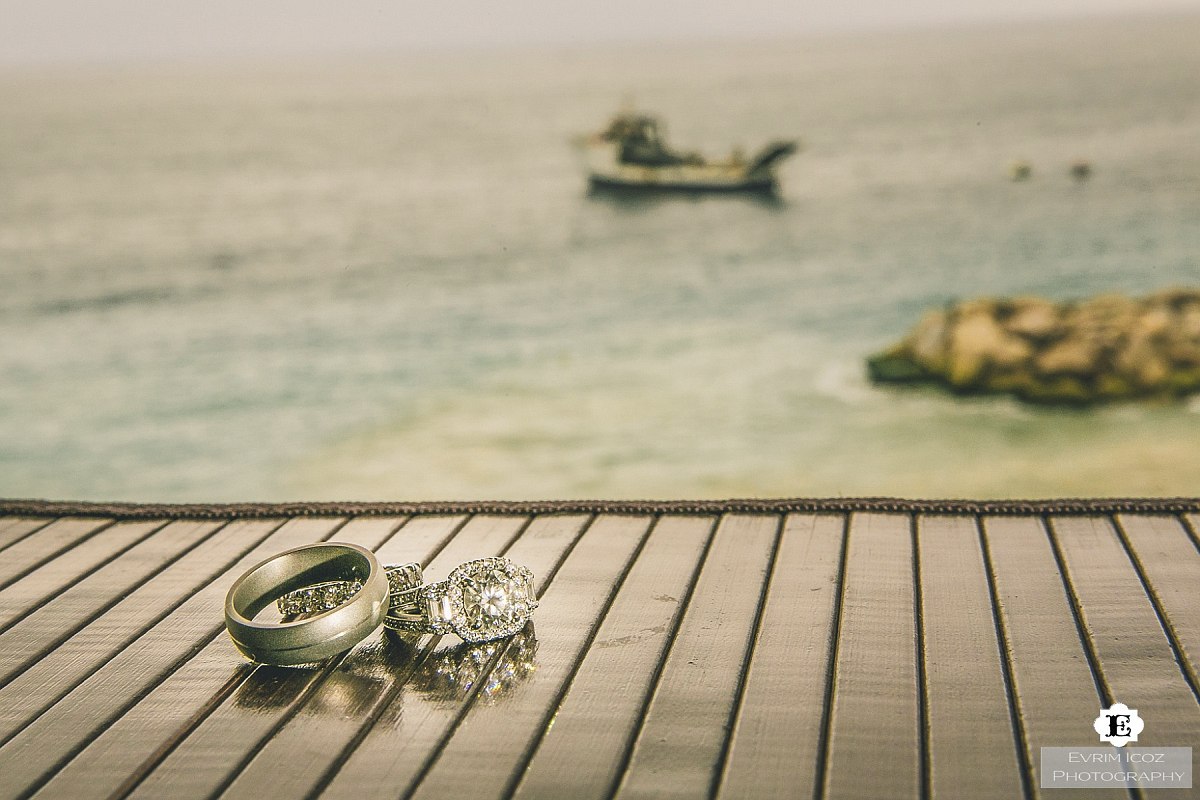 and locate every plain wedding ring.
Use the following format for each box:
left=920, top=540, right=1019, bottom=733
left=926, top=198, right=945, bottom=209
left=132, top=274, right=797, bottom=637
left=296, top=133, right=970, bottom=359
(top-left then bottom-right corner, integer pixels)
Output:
left=224, top=542, right=389, bottom=666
